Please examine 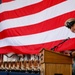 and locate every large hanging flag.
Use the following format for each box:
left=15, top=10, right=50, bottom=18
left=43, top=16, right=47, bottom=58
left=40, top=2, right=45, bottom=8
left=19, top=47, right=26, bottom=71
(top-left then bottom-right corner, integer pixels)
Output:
left=0, top=0, right=75, bottom=54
